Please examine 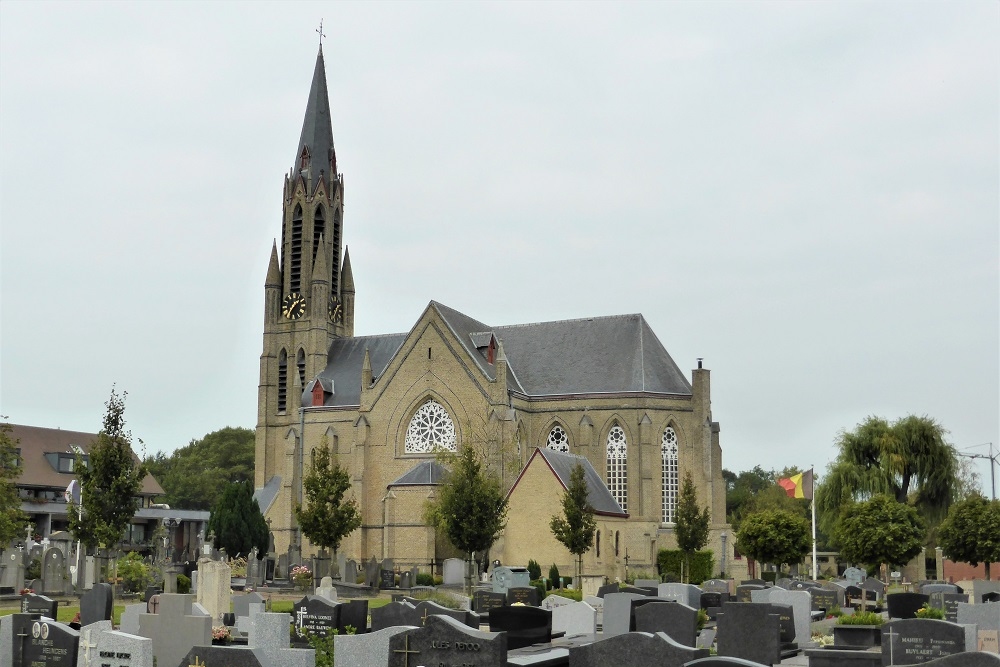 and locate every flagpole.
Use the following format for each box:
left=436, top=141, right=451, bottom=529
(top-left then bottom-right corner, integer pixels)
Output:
left=811, top=466, right=817, bottom=580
